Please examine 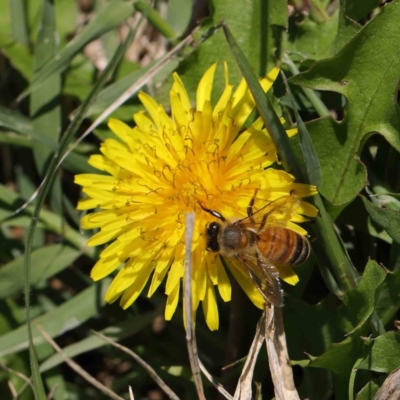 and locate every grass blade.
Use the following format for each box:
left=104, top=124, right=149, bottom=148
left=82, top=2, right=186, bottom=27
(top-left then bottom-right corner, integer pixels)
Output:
left=223, top=23, right=358, bottom=294
left=135, top=0, right=177, bottom=39
left=18, top=0, right=135, bottom=100
left=9, top=0, right=29, bottom=46
left=222, top=23, right=301, bottom=177
left=280, top=70, right=322, bottom=187
left=22, top=24, right=138, bottom=399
